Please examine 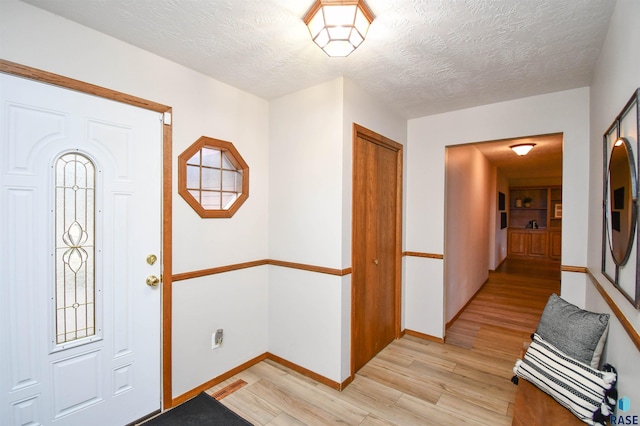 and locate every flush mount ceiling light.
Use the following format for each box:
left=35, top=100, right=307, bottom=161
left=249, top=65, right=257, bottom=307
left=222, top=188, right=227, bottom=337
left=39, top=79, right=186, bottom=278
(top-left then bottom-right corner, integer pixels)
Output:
left=303, top=0, right=374, bottom=57
left=510, top=143, right=536, bottom=156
